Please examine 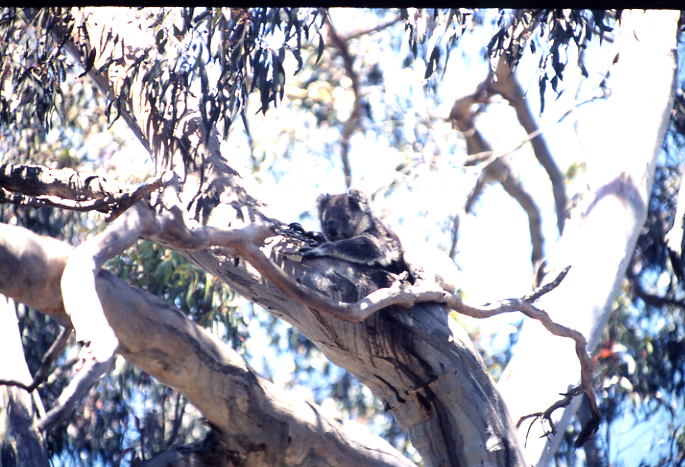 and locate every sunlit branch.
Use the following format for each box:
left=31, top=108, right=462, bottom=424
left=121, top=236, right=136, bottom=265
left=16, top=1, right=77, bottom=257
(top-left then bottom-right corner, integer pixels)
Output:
left=36, top=202, right=159, bottom=431
left=341, top=16, right=403, bottom=41
left=0, top=164, right=169, bottom=221
left=451, top=91, right=544, bottom=265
